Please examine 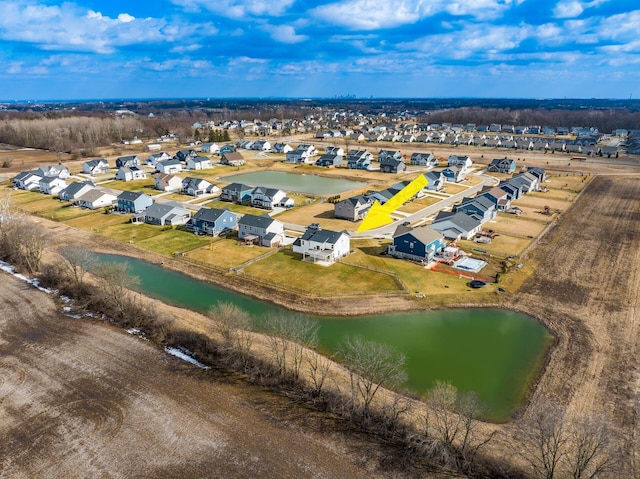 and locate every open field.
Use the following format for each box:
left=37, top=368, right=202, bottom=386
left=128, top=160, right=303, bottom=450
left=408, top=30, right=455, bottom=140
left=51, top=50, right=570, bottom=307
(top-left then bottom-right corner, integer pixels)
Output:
left=274, top=201, right=361, bottom=231
left=489, top=214, right=549, bottom=237
left=187, top=238, right=273, bottom=269
left=0, top=273, right=408, bottom=479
